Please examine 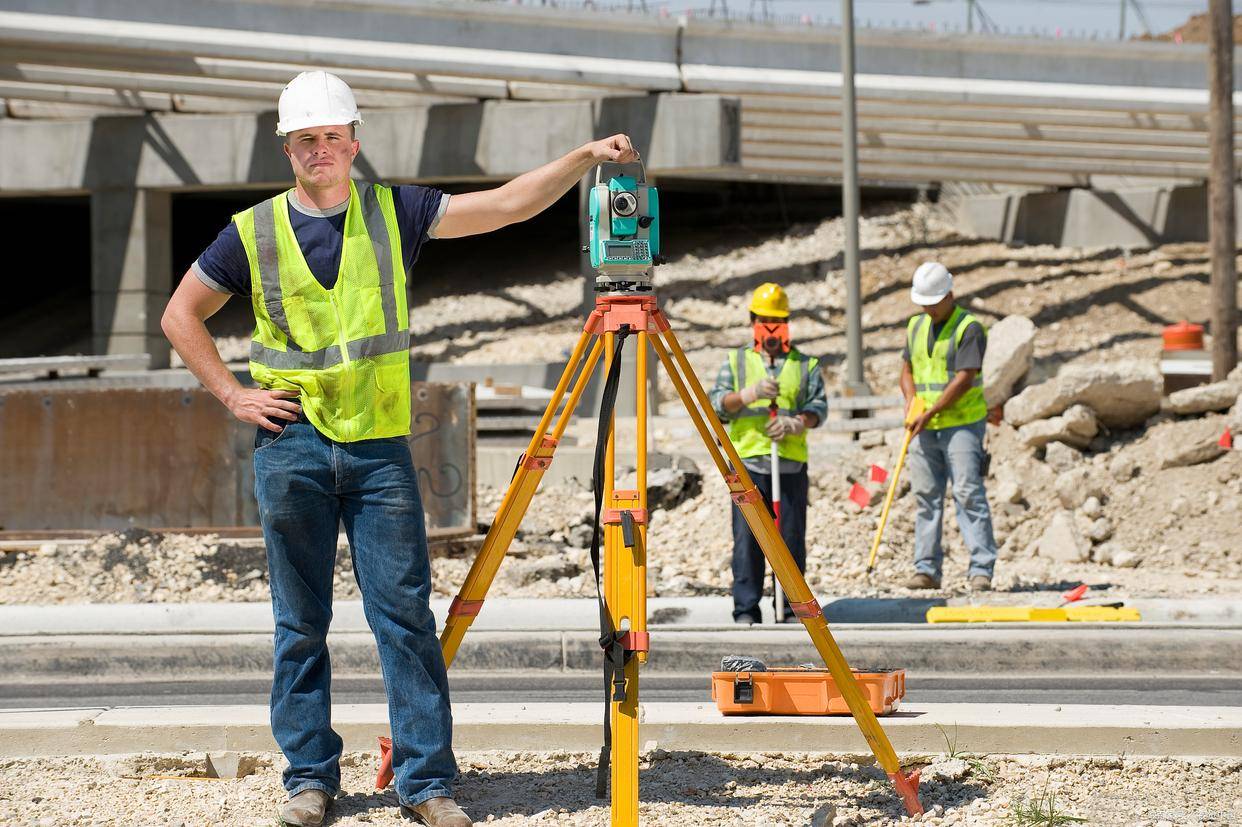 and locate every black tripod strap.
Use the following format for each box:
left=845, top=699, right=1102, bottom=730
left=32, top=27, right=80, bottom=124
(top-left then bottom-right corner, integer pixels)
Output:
left=589, top=326, right=631, bottom=799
